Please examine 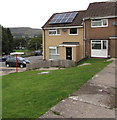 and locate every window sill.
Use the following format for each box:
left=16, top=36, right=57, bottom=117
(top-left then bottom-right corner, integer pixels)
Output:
left=49, top=34, right=61, bottom=36
left=69, top=34, right=78, bottom=36
left=91, top=26, right=108, bottom=28
left=50, top=54, right=60, bottom=55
